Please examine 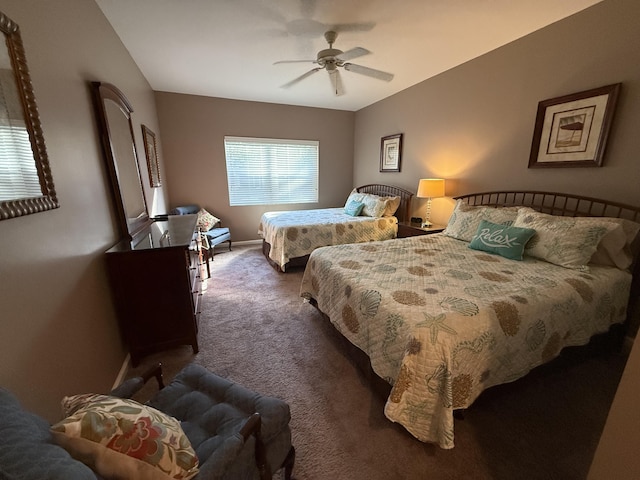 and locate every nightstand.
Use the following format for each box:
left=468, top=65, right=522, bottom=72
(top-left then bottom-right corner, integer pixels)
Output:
left=397, top=221, right=445, bottom=238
